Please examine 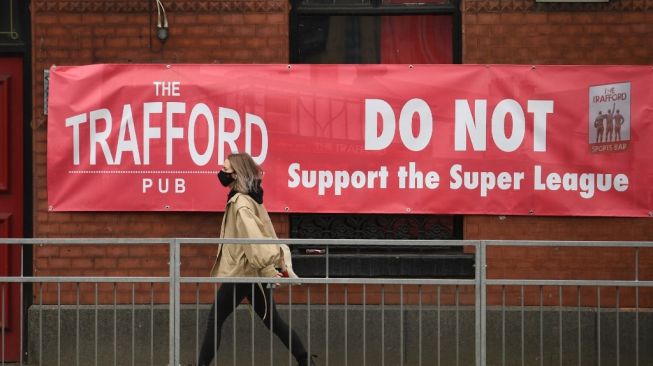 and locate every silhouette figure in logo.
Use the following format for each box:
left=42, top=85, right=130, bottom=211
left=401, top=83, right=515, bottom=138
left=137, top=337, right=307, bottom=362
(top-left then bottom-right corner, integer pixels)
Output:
left=594, top=111, right=605, bottom=143
left=605, top=103, right=616, bottom=142
left=614, top=108, right=625, bottom=141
